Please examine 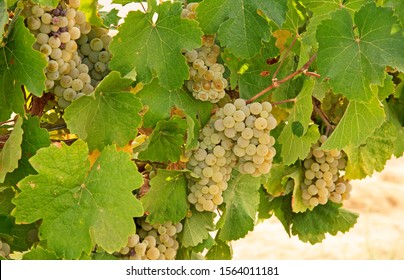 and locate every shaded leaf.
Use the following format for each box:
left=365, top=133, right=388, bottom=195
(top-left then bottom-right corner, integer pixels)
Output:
left=181, top=210, right=215, bottom=248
